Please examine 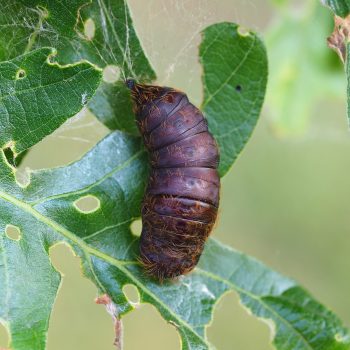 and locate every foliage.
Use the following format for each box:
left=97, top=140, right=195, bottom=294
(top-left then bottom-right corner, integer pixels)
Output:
left=200, top=23, right=267, bottom=175
left=0, top=1, right=348, bottom=350
left=322, top=0, right=350, bottom=17
left=266, top=0, right=345, bottom=136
